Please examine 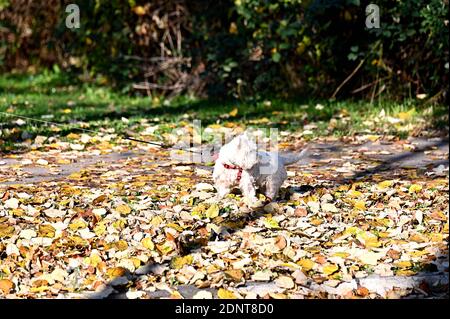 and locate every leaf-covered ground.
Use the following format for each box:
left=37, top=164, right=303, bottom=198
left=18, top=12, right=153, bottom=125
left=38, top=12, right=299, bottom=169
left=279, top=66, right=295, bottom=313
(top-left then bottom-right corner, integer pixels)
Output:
left=0, top=117, right=448, bottom=299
